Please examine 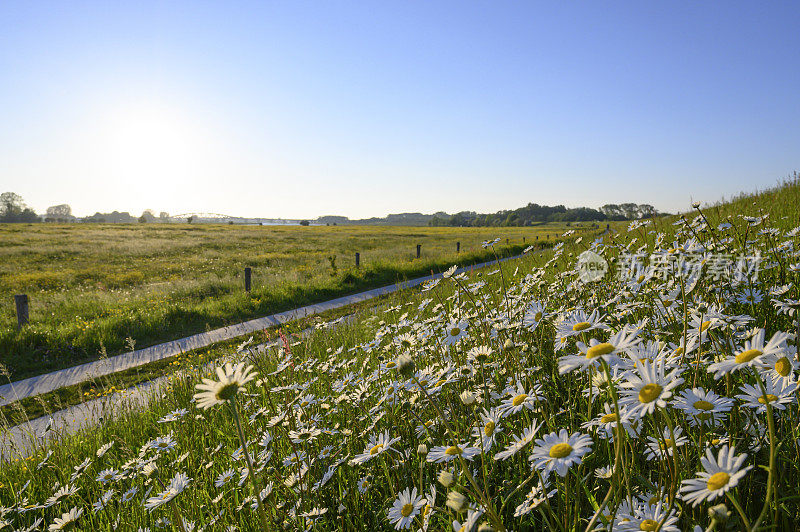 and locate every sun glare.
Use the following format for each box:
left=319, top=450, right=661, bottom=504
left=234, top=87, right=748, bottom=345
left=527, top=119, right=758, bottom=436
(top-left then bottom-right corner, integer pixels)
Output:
left=105, top=104, right=198, bottom=185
